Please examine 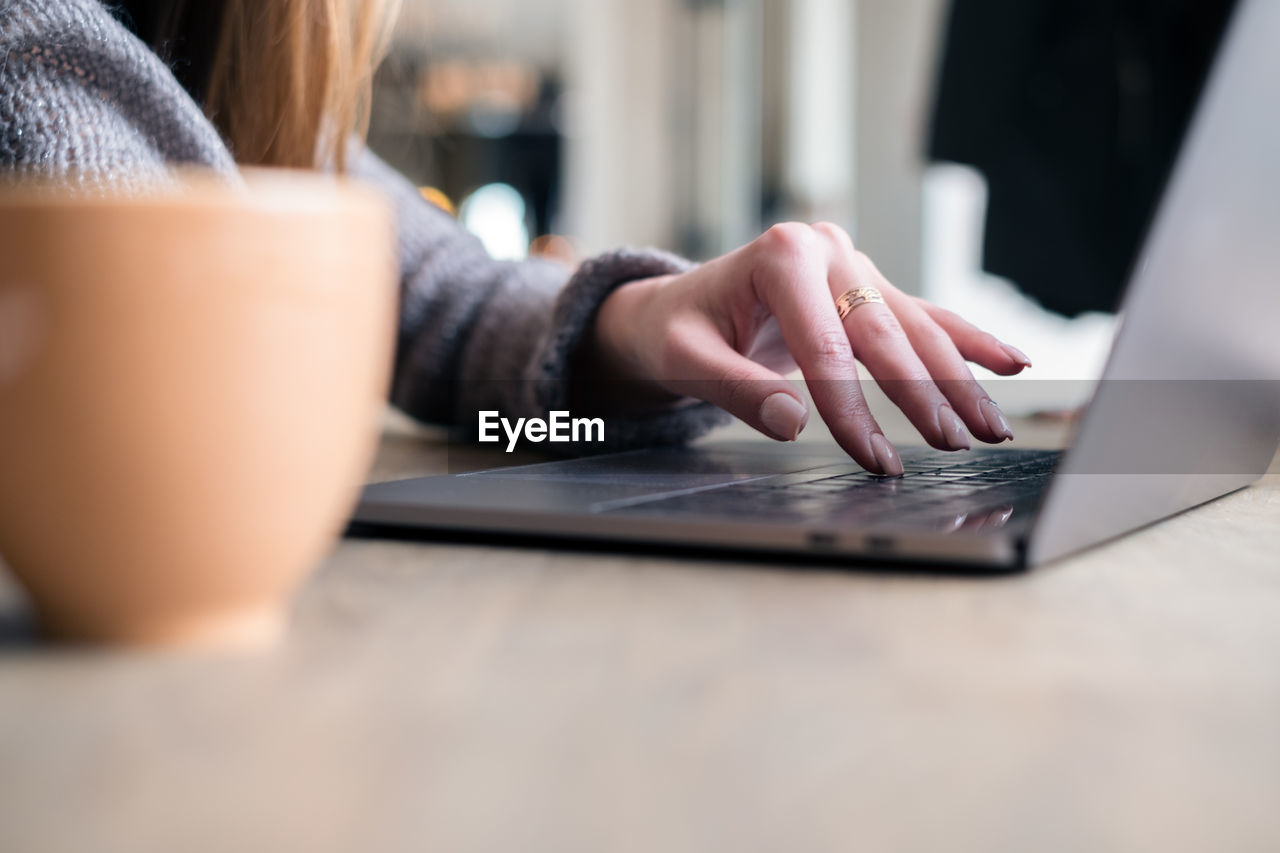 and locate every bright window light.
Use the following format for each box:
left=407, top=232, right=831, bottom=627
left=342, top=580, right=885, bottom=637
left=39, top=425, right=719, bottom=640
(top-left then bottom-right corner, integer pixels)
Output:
left=459, top=183, right=530, bottom=261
